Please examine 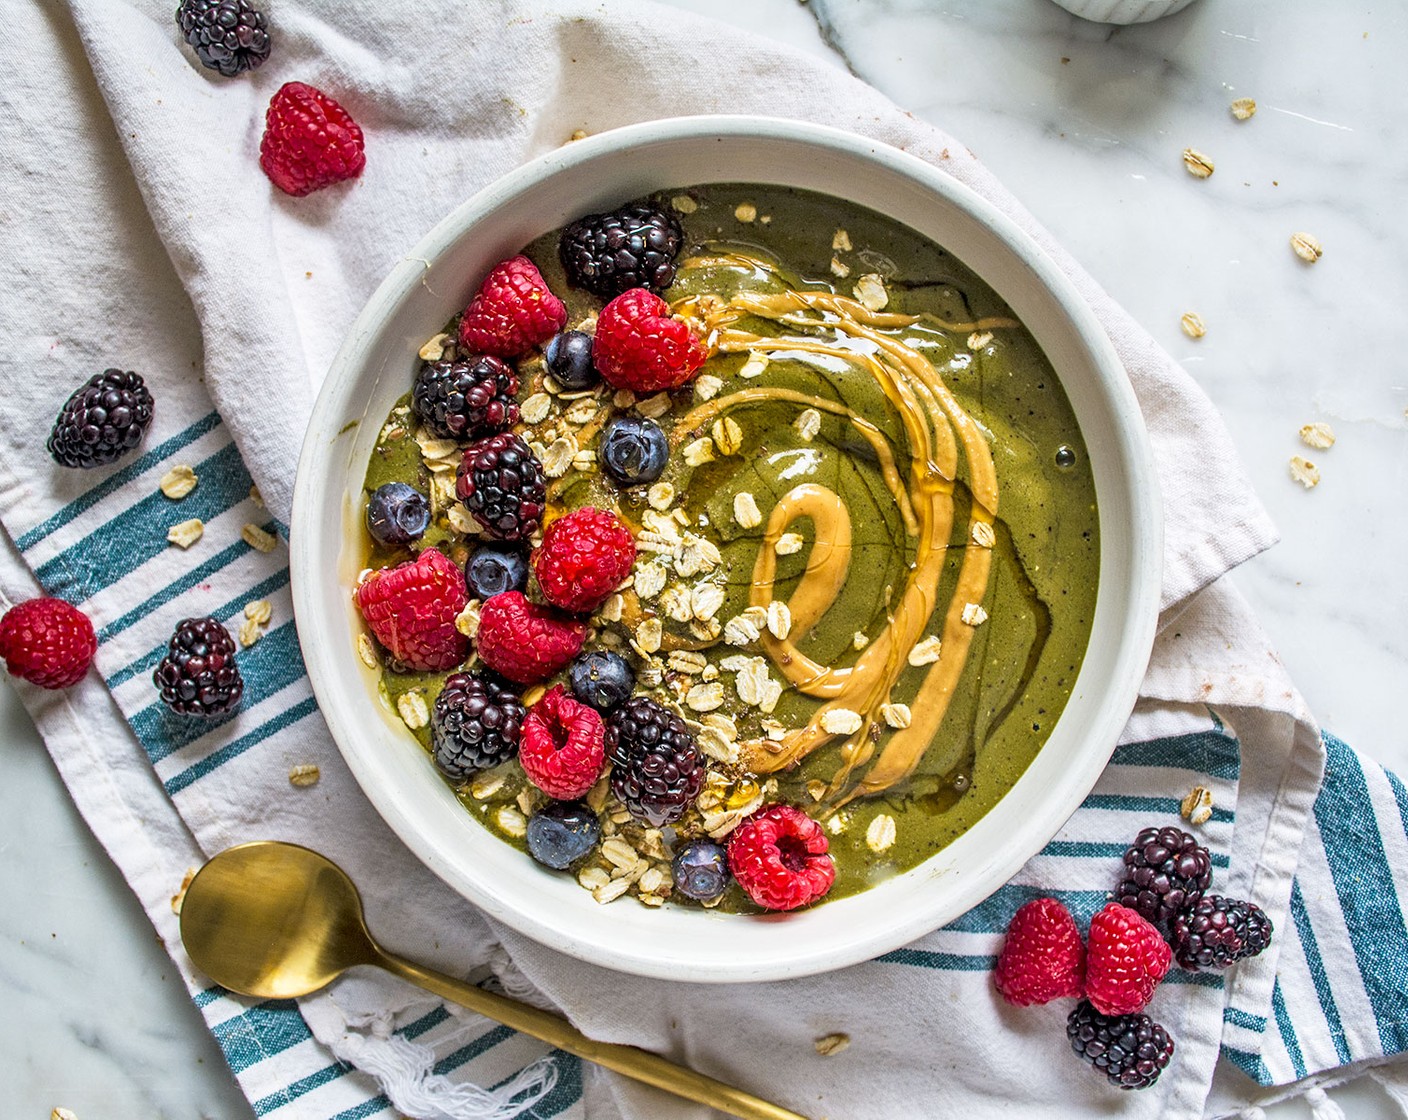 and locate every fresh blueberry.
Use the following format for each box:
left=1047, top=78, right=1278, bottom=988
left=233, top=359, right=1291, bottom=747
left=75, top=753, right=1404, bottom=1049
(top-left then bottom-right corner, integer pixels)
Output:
left=672, top=840, right=731, bottom=901
left=365, top=482, right=430, bottom=546
left=567, top=651, right=635, bottom=714
left=598, top=416, right=669, bottom=487
left=465, top=545, right=528, bottom=600
left=544, top=330, right=598, bottom=390
left=526, top=801, right=602, bottom=870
